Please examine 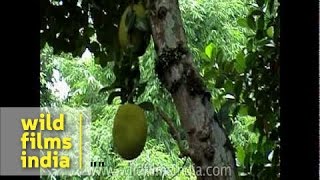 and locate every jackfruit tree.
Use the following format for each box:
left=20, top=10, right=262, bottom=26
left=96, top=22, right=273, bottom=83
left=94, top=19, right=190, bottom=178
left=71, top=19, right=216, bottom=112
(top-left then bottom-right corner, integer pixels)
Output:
left=41, top=0, right=280, bottom=179
left=40, top=0, right=237, bottom=179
